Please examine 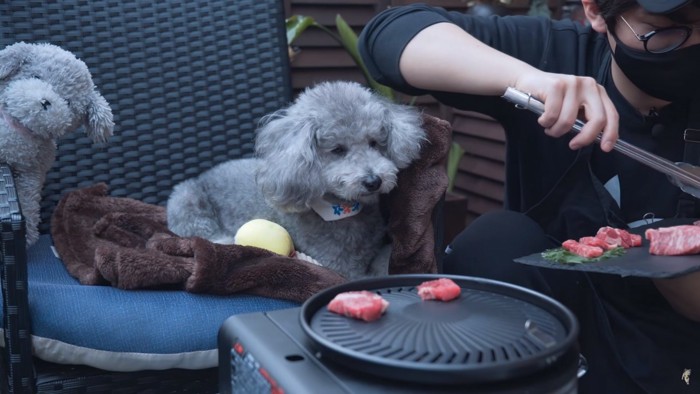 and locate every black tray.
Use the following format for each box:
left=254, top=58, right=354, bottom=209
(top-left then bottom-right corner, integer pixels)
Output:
left=515, top=218, right=700, bottom=278
left=299, top=274, right=578, bottom=385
